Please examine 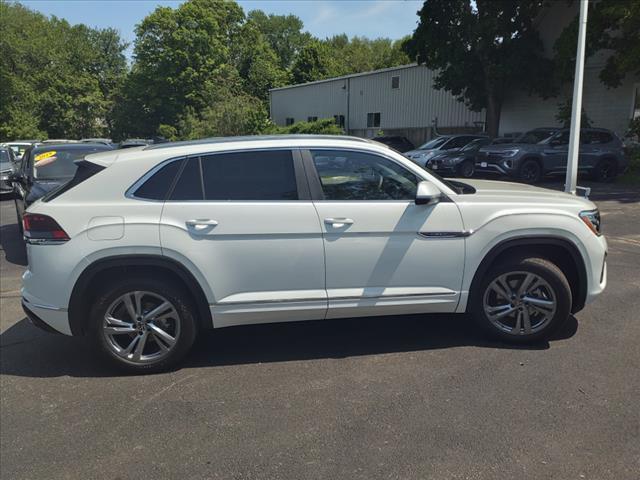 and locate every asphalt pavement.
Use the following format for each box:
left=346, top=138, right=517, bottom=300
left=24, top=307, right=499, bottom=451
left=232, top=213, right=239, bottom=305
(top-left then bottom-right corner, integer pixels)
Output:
left=1, top=182, right=639, bottom=479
